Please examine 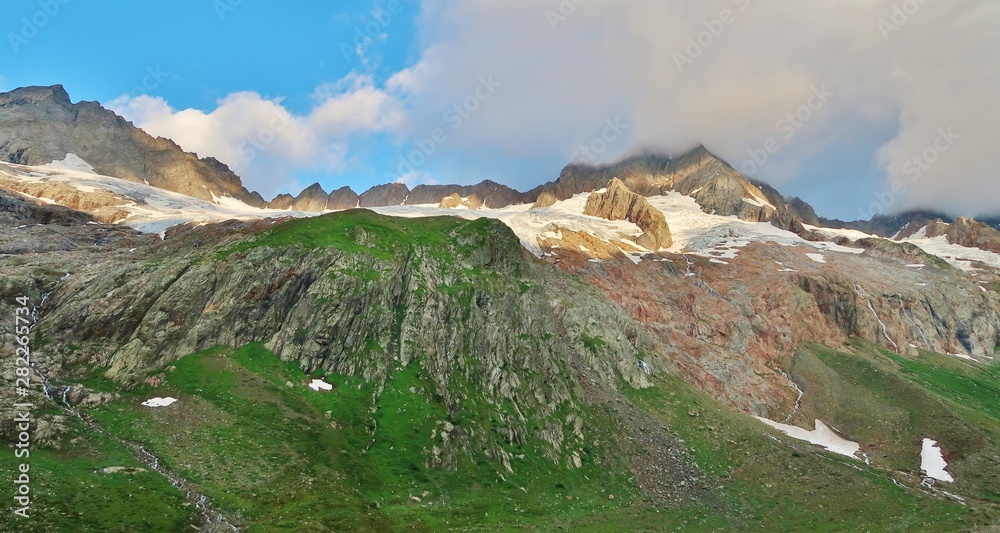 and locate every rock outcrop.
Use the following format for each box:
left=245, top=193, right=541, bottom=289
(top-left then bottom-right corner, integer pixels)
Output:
left=532, top=191, right=558, bottom=208
left=438, top=193, right=480, bottom=209
left=584, top=178, right=672, bottom=250
left=0, top=85, right=265, bottom=206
